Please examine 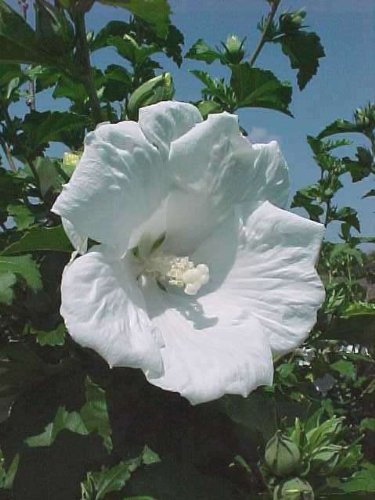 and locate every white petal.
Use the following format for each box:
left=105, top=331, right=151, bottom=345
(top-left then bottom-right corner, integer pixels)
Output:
left=138, top=101, right=202, bottom=162
left=52, top=121, right=165, bottom=253
left=165, top=114, right=289, bottom=255
left=165, top=113, right=250, bottom=253
left=198, top=202, right=325, bottom=355
left=240, top=141, right=289, bottom=218
left=143, top=283, right=273, bottom=405
left=60, top=246, right=164, bottom=377
left=61, top=217, right=87, bottom=255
